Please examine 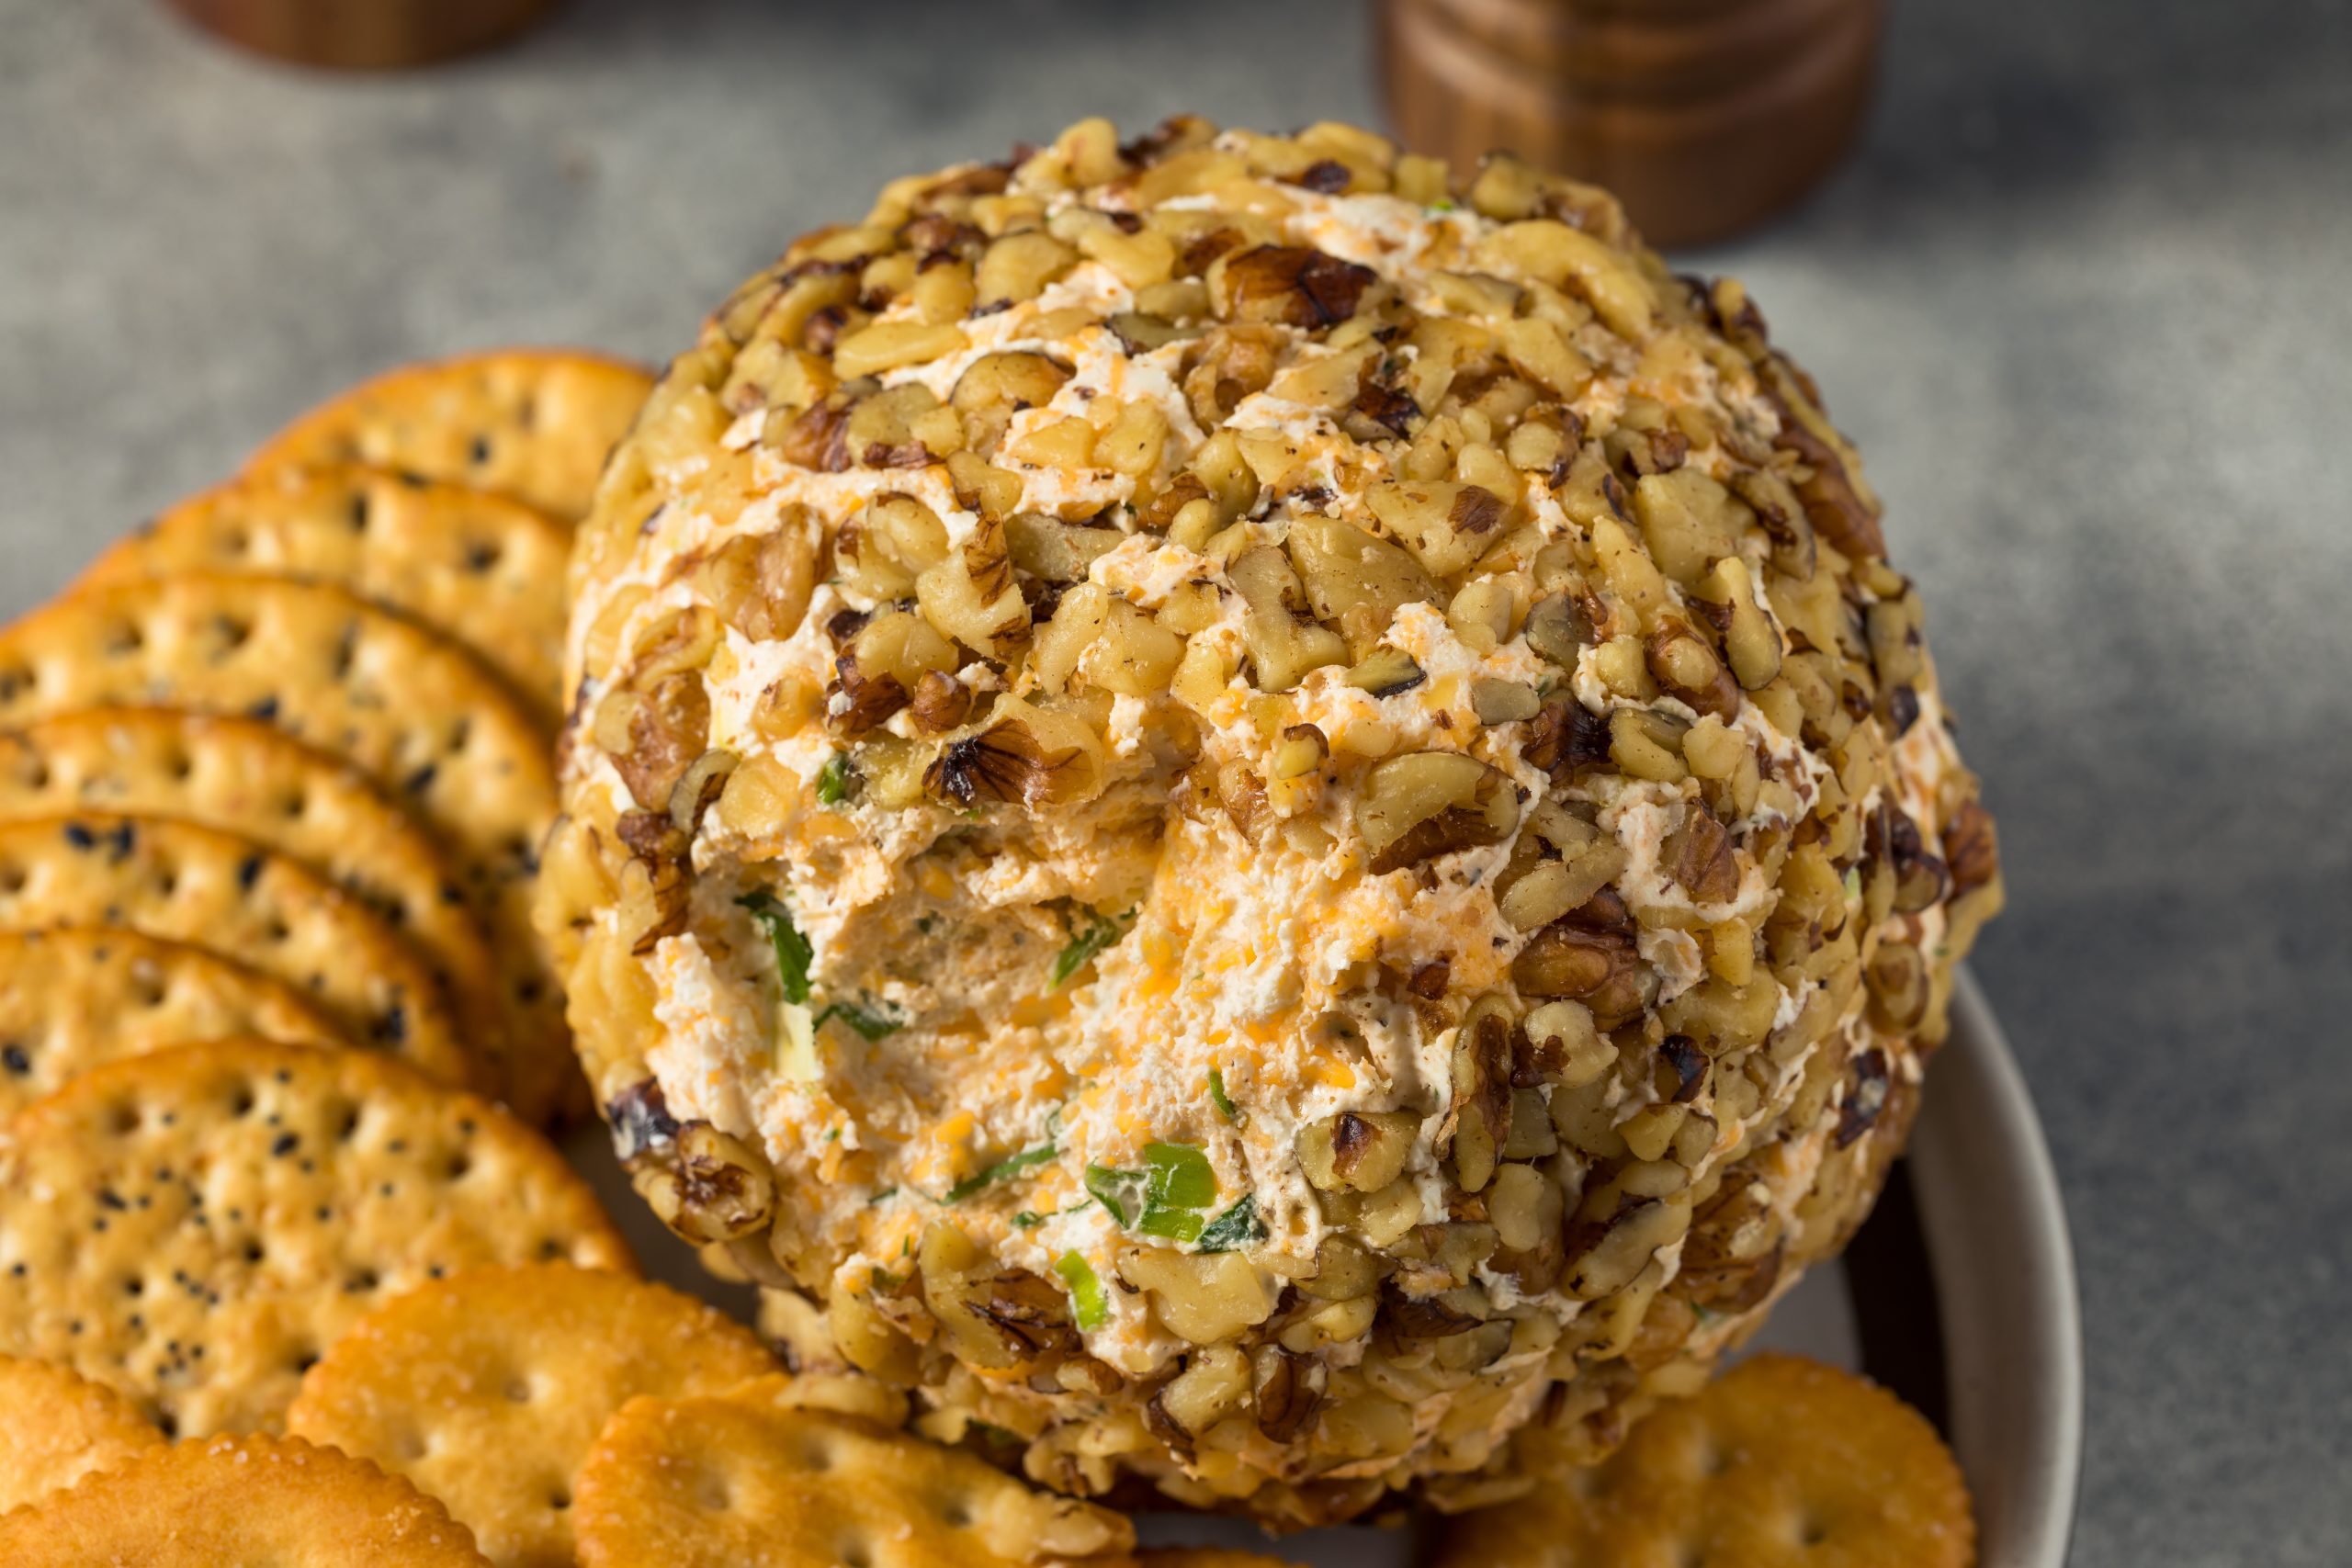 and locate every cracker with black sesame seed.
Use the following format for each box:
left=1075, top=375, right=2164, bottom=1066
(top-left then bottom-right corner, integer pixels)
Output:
left=0, top=1040, right=632, bottom=1439
left=0, top=813, right=473, bottom=1091
left=0, top=1353, right=166, bottom=1513
left=79, top=466, right=571, bottom=729
left=0, top=1433, right=492, bottom=1564
left=571, top=1374, right=1133, bottom=1568
left=0, top=709, right=507, bottom=1085
left=0, top=926, right=344, bottom=1121
left=0, top=576, right=575, bottom=1122
left=286, top=1264, right=777, bottom=1568
left=244, top=349, right=654, bottom=524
